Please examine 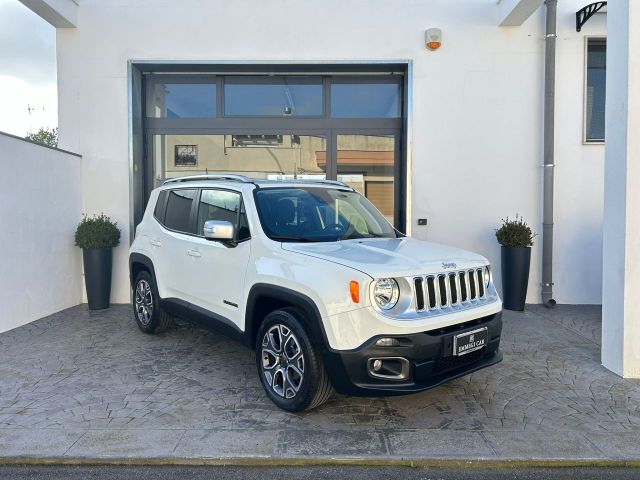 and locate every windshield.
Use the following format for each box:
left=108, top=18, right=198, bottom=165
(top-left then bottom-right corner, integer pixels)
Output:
left=254, top=187, right=398, bottom=242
